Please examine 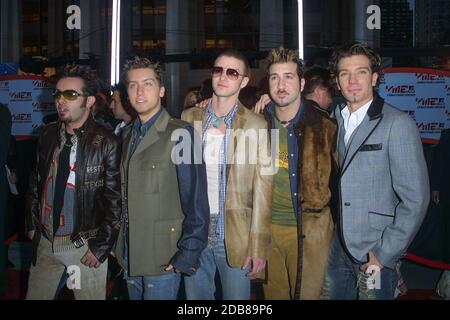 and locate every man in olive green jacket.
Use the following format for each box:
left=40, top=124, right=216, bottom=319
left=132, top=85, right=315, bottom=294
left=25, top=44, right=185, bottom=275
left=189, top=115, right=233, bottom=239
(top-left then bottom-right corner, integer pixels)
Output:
left=115, top=56, right=209, bottom=300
